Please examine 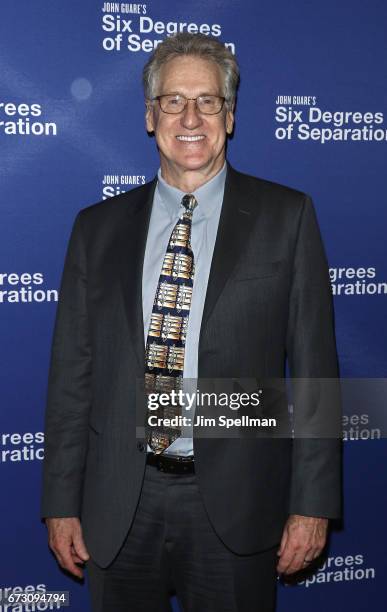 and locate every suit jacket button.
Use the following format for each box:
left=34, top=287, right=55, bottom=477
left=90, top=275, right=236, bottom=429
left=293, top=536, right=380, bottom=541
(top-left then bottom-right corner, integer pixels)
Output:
left=137, top=442, right=145, bottom=453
